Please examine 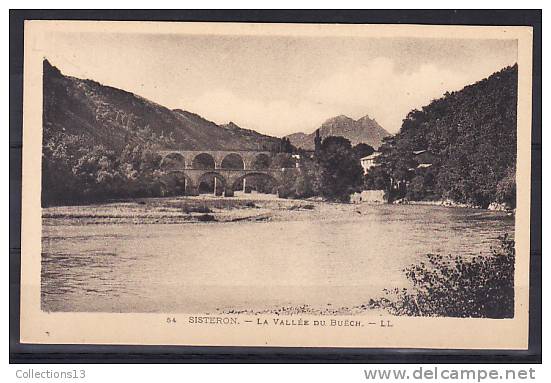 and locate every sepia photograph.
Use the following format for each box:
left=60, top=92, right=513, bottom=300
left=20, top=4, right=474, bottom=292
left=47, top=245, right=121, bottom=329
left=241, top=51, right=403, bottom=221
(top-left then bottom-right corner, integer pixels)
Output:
left=18, top=20, right=534, bottom=349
